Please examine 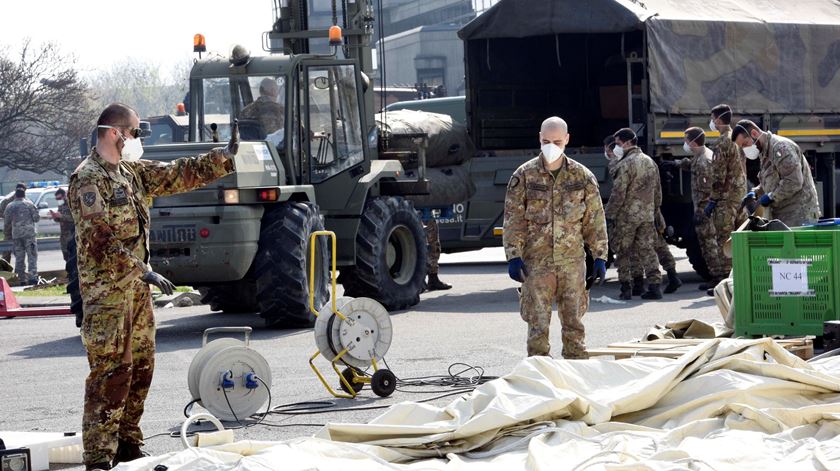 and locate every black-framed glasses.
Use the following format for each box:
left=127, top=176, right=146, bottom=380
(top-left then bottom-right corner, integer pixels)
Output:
left=97, top=124, right=142, bottom=139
